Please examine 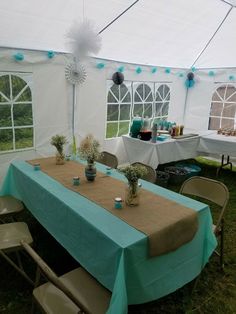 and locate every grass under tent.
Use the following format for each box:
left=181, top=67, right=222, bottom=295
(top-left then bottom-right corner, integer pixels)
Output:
left=0, top=157, right=235, bottom=314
